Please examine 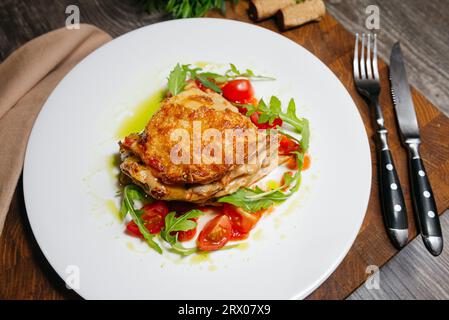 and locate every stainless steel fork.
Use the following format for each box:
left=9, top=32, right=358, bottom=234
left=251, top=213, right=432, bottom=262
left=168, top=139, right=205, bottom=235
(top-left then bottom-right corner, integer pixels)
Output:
left=353, top=33, right=408, bottom=249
